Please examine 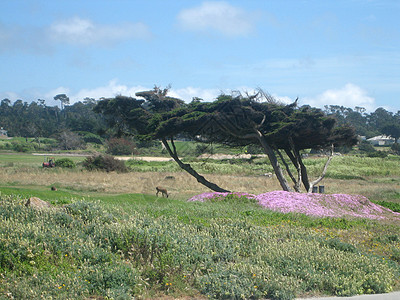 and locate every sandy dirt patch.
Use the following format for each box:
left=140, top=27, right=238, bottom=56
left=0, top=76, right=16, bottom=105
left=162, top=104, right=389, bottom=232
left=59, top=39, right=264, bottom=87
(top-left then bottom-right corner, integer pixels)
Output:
left=116, top=156, right=173, bottom=161
left=32, top=153, right=88, bottom=157
left=32, top=153, right=173, bottom=162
